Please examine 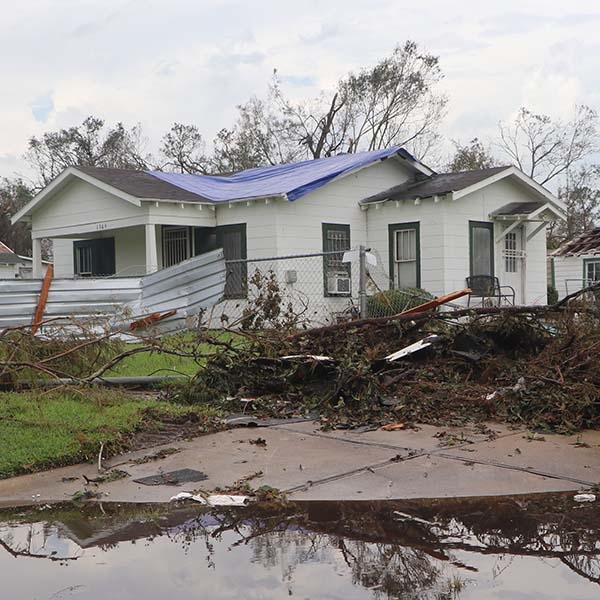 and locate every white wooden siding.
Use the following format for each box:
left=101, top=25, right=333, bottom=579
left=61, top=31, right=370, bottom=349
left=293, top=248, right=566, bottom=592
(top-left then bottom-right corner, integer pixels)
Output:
left=366, top=176, right=551, bottom=304
left=32, top=178, right=148, bottom=239
left=147, top=201, right=216, bottom=228
left=553, top=254, right=599, bottom=299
